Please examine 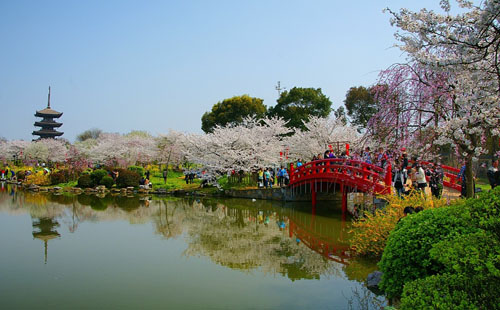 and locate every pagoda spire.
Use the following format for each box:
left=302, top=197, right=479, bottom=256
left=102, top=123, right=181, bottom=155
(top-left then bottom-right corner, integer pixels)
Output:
left=47, top=86, right=51, bottom=108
